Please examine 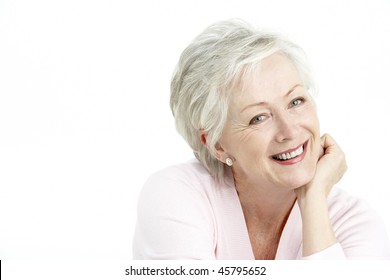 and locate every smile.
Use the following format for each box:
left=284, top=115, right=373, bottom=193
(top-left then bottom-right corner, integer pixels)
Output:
left=273, top=145, right=303, bottom=161
left=271, top=141, right=307, bottom=164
